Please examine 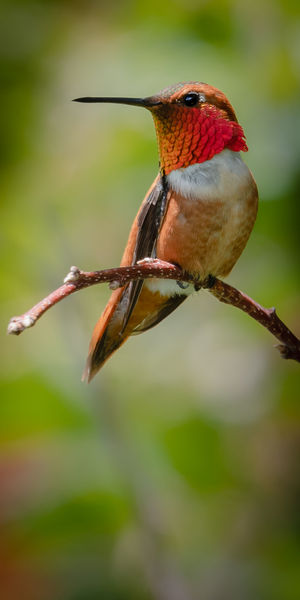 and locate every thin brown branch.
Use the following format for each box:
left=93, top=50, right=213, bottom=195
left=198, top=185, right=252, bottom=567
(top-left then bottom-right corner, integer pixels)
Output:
left=206, top=278, right=300, bottom=362
left=7, top=260, right=300, bottom=363
left=7, top=260, right=186, bottom=334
